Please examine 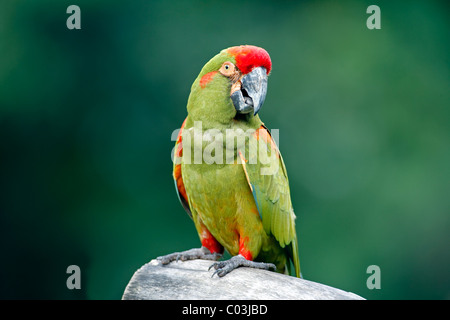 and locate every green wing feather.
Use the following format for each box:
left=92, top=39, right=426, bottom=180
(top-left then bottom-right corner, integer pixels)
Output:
left=241, top=125, right=301, bottom=277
